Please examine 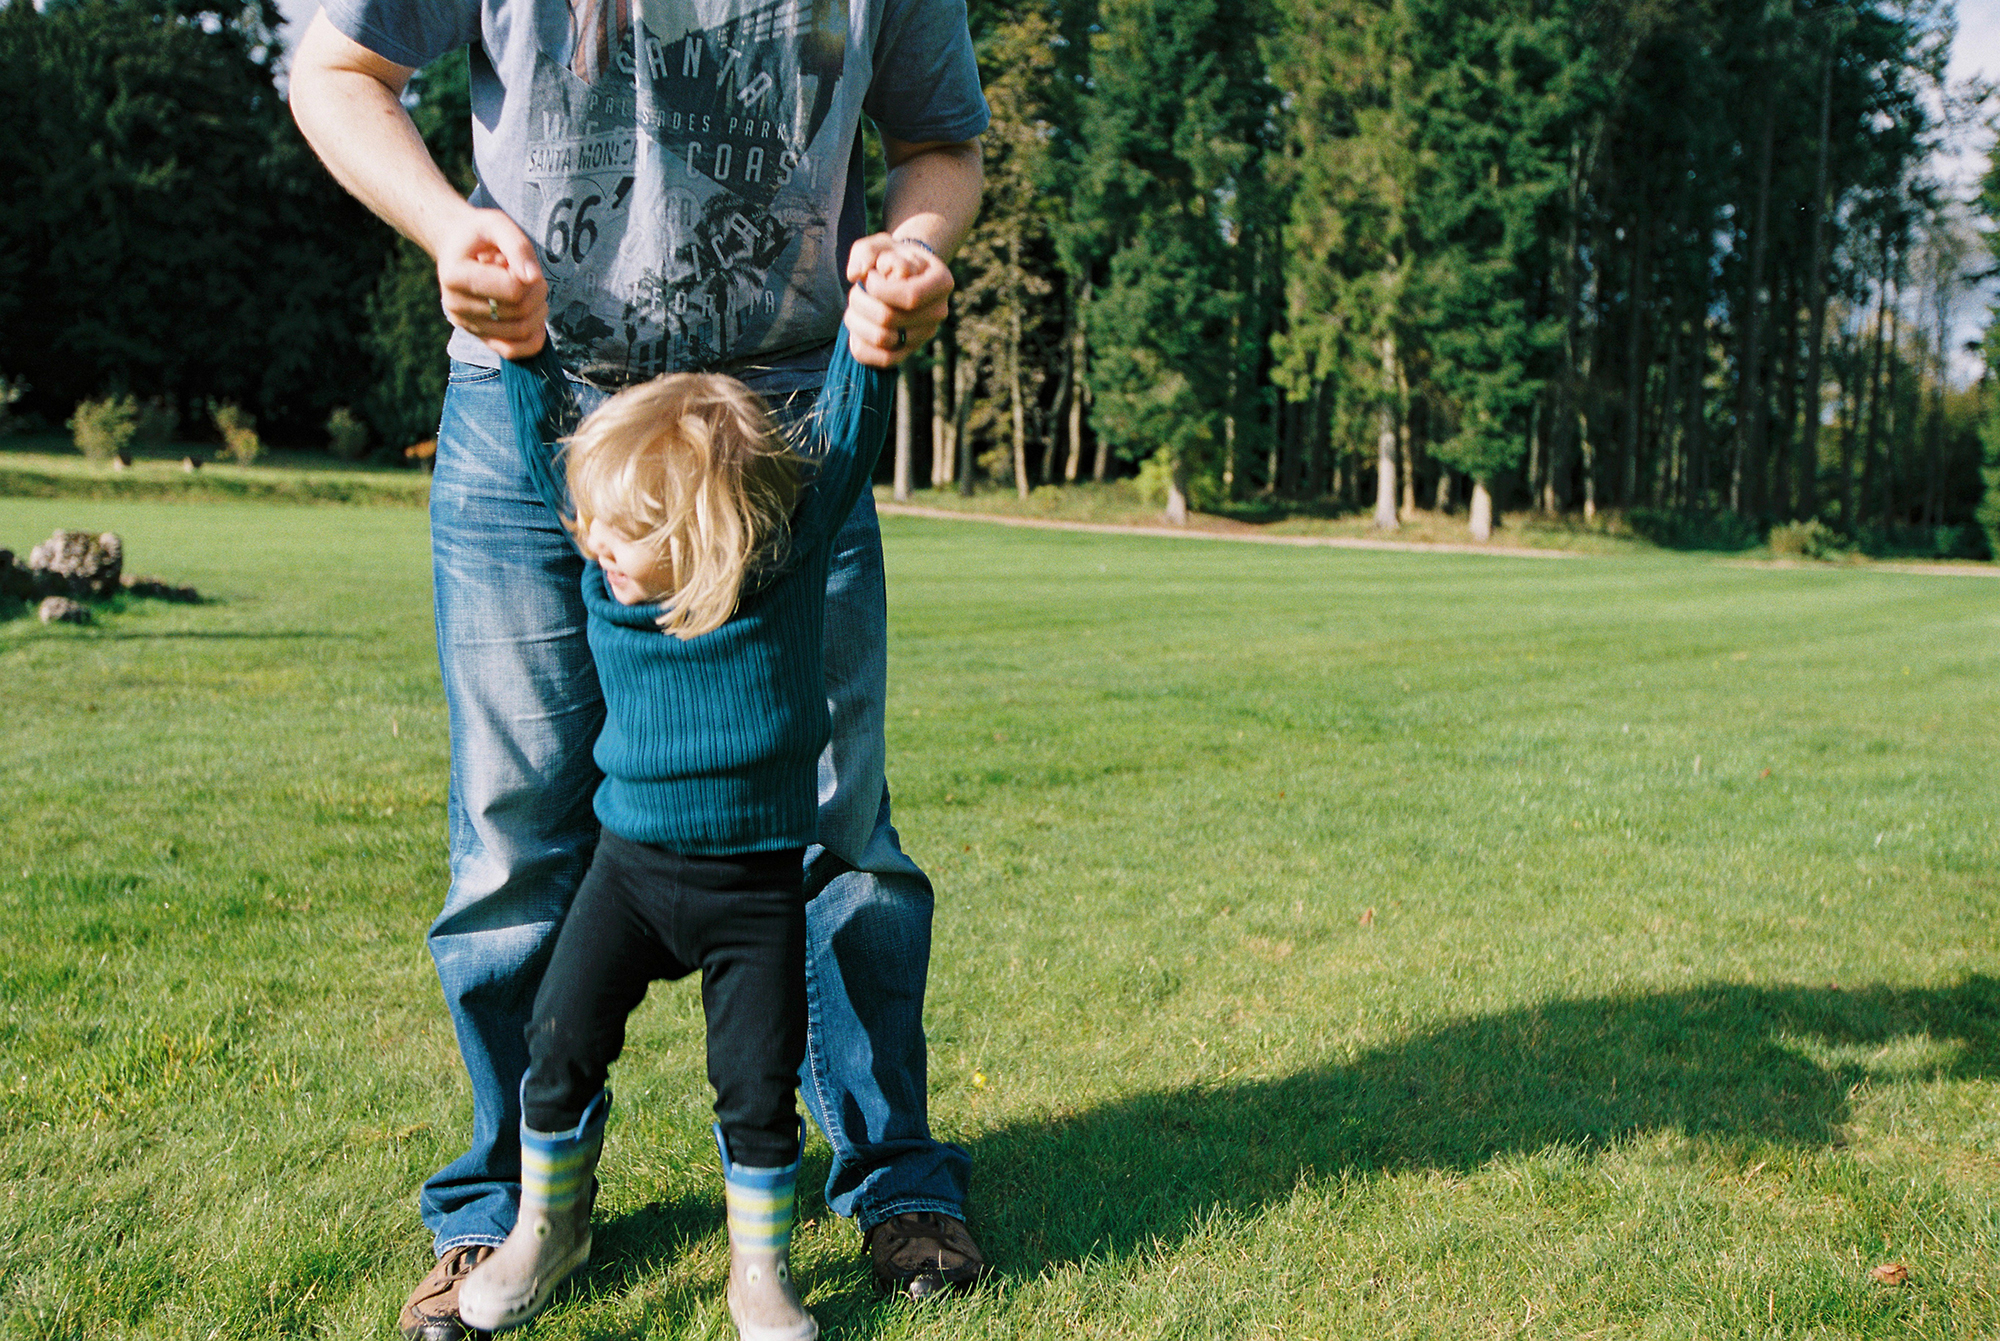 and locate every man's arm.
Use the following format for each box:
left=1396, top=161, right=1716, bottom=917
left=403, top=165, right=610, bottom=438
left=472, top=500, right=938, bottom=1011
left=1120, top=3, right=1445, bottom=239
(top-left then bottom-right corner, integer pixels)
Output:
left=844, top=136, right=983, bottom=370
left=288, top=12, right=547, bottom=358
